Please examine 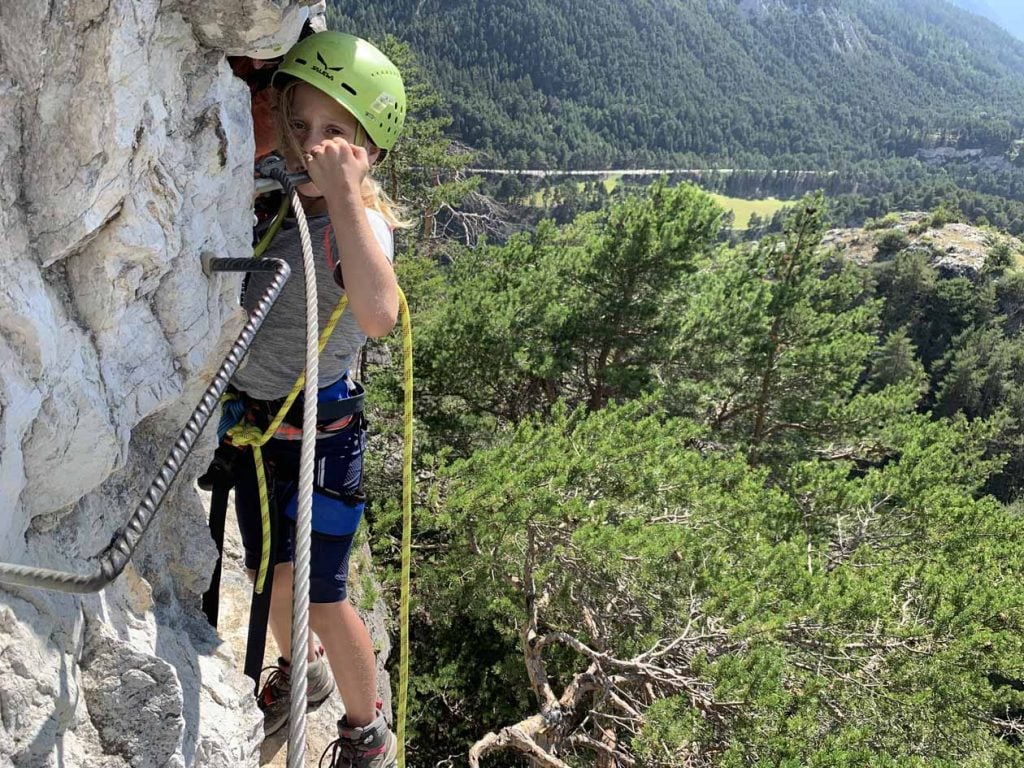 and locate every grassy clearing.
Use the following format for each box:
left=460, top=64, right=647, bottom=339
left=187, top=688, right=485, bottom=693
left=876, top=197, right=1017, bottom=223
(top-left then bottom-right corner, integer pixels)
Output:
left=707, top=193, right=790, bottom=229
left=521, top=178, right=791, bottom=229
left=602, top=173, right=622, bottom=193
left=524, top=173, right=622, bottom=205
